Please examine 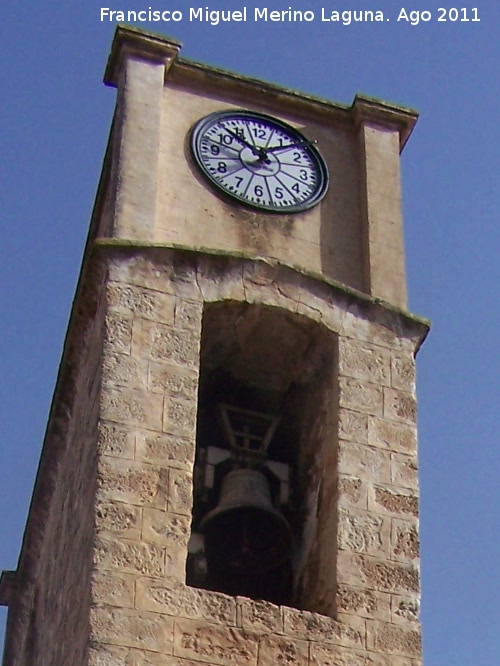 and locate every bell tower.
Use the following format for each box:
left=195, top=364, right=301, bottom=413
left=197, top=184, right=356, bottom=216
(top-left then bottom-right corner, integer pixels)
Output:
left=1, top=26, right=429, bottom=666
